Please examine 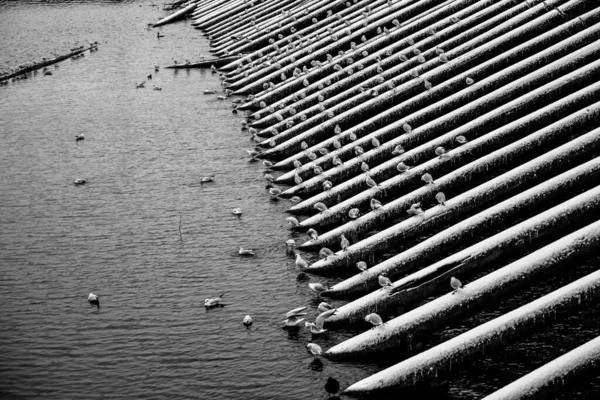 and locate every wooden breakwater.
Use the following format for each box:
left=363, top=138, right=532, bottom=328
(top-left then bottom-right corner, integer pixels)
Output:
left=178, top=0, right=600, bottom=396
